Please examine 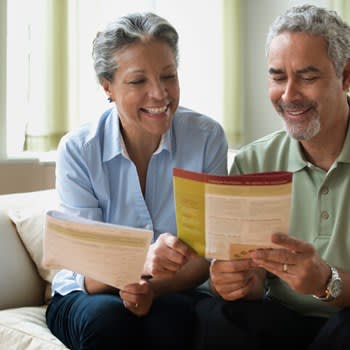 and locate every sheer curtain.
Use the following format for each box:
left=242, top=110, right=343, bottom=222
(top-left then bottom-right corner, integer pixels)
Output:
left=6, top=0, right=69, bottom=153
left=329, top=0, right=350, bottom=23
left=223, top=0, right=242, bottom=147
left=24, top=0, right=69, bottom=151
